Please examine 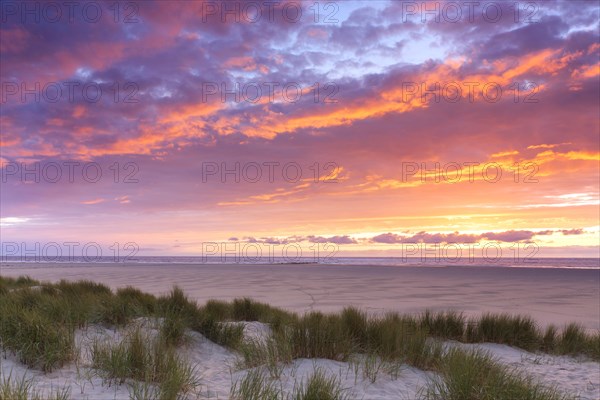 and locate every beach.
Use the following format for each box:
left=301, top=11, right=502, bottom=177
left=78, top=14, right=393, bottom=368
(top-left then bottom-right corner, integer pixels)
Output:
left=1, top=264, right=599, bottom=399
left=2, top=262, right=598, bottom=330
